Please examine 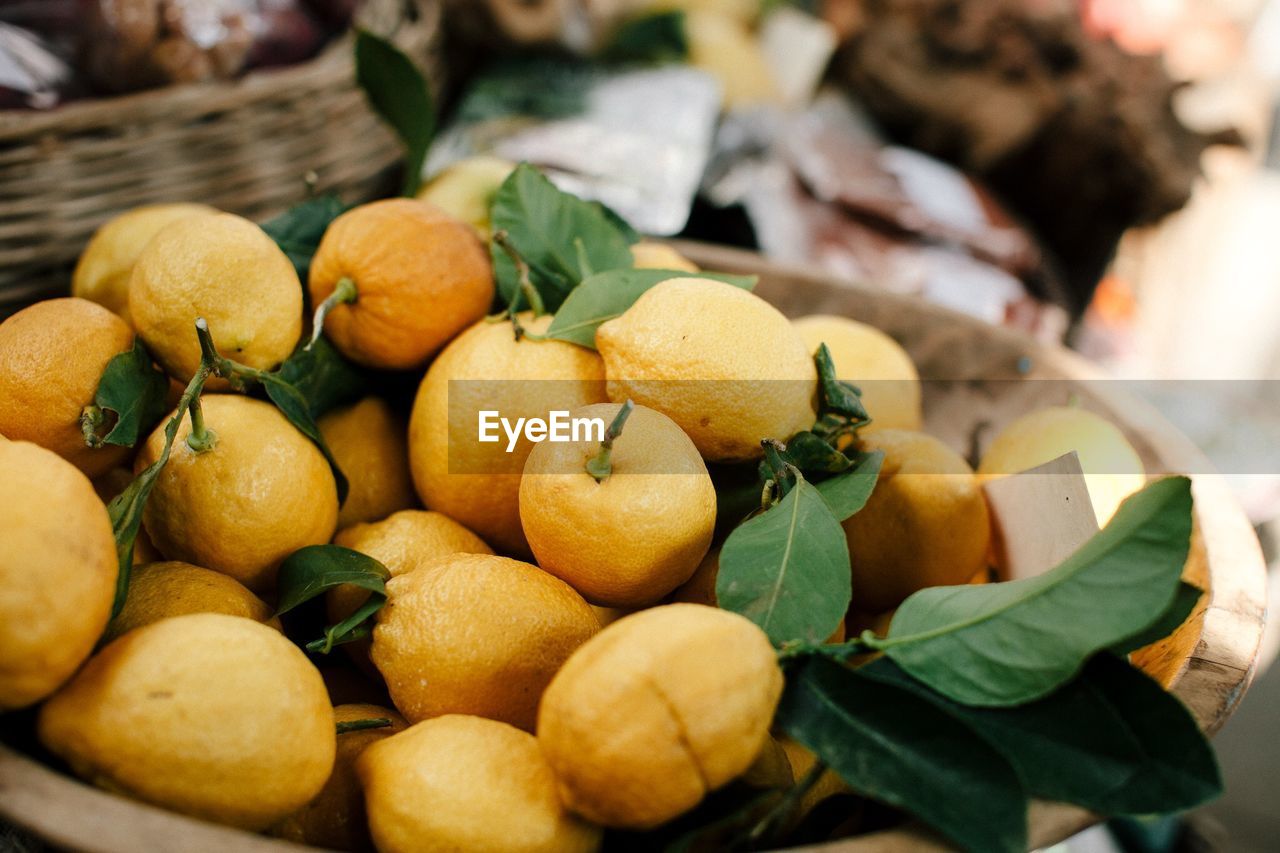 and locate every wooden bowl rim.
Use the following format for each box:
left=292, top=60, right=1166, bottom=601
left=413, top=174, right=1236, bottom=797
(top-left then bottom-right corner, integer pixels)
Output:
left=0, top=244, right=1267, bottom=852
